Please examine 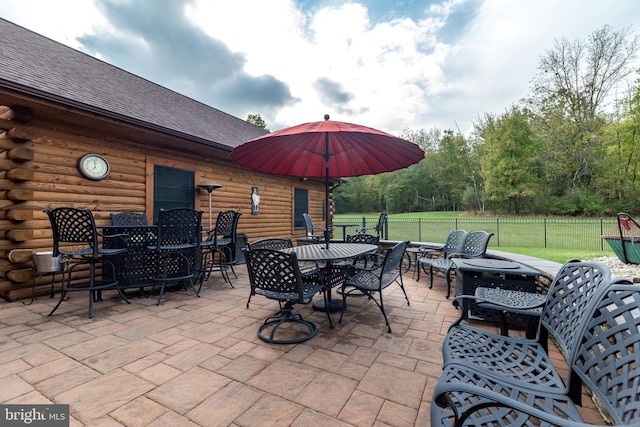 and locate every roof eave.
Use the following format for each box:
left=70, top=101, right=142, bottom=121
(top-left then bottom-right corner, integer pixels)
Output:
left=0, top=79, right=233, bottom=152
